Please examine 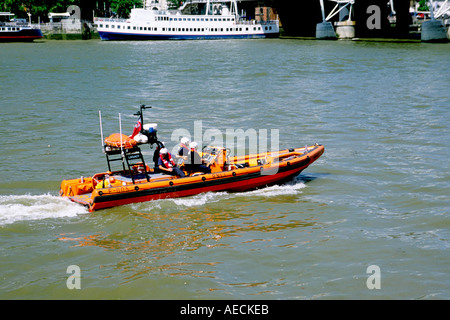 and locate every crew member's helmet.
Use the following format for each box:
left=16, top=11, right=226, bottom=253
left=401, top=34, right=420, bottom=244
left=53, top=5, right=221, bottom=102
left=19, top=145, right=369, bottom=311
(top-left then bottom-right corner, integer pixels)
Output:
left=180, top=137, right=190, bottom=145
left=189, top=142, right=198, bottom=150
